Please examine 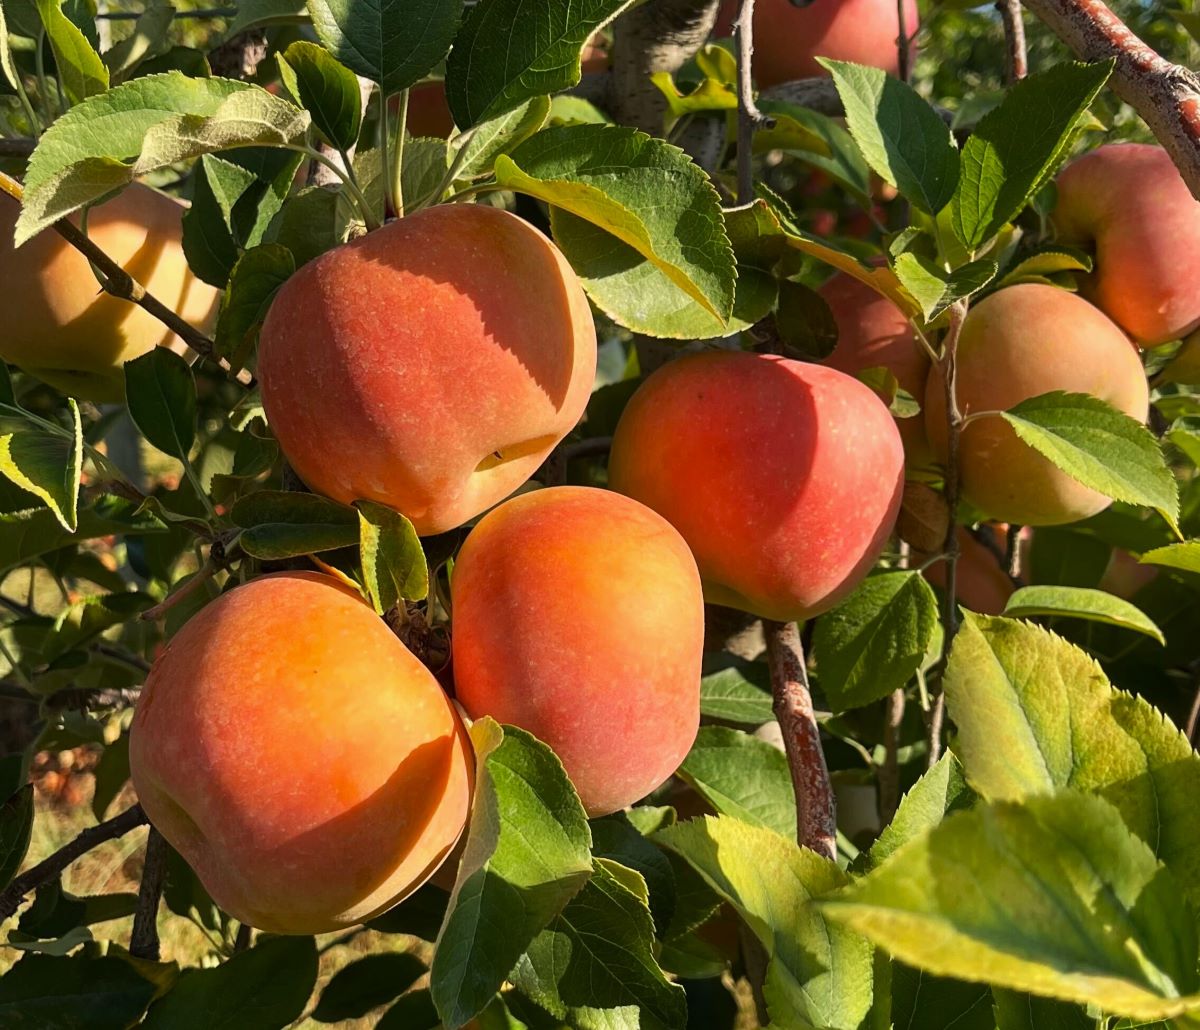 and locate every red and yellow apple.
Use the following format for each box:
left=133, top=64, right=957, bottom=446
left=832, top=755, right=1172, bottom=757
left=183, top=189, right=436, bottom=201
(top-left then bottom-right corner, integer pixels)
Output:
left=608, top=352, right=904, bottom=621
left=451, top=487, right=703, bottom=817
left=925, top=284, right=1149, bottom=526
left=718, top=0, right=919, bottom=86
left=919, top=525, right=1016, bottom=616
left=258, top=203, right=597, bottom=535
left=1054, top=143, right=1200, bottom=346
left=0, top=184, right=219, bottom=401
left=819, top=272, right=932, bottom=465
left=130, top=572, right=473, bottom=934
